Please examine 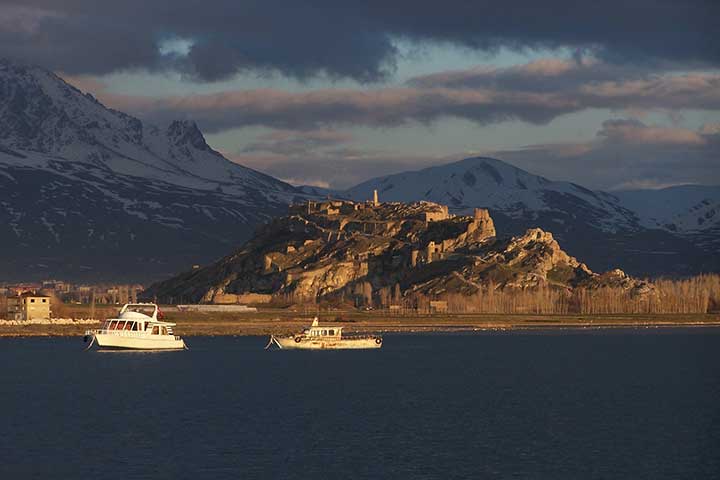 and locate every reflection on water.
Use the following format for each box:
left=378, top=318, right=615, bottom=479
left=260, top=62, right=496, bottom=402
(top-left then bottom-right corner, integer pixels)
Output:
left=1, top=330, right=719, bottom=479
